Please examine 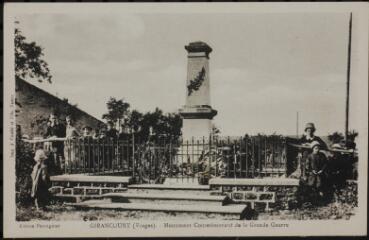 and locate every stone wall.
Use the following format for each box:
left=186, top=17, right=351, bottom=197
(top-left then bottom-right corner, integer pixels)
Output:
left=15, top=79, right=104, bottom=137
